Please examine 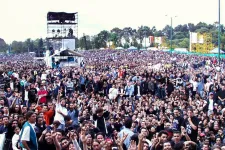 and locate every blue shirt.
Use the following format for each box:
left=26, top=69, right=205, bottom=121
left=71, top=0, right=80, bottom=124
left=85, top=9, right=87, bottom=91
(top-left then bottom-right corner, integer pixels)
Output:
left=118, top=127, right=134, bottom=149
left=67, top=109, right=79, bottom=125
